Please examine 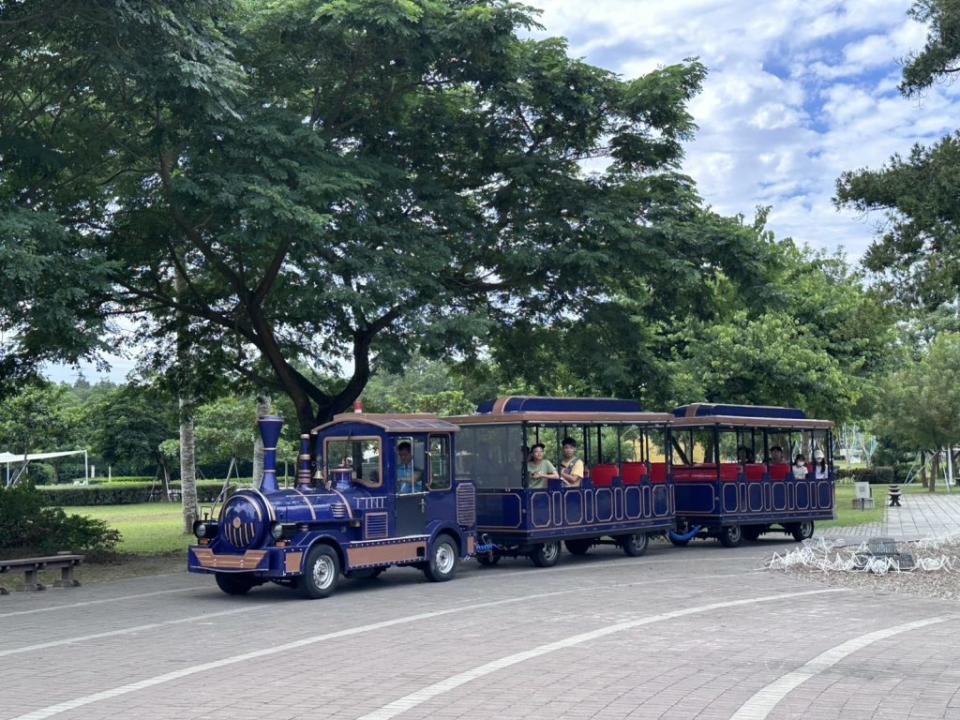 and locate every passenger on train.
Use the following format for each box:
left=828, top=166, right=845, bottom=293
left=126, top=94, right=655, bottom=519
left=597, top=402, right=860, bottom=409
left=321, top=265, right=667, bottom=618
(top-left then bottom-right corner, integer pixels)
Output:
left=526, top=443, right=559, bottom=488
left=769, top=445, right=785, bottom=464
left=397, top=441, right=424, bottom=493
left=736, top=445, right=755, bottom=463
left=558, top=437, right=584, bottom=488
left=792, top=454, right=808, bottom=480
left=814, top=450, right=829, bottom=479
